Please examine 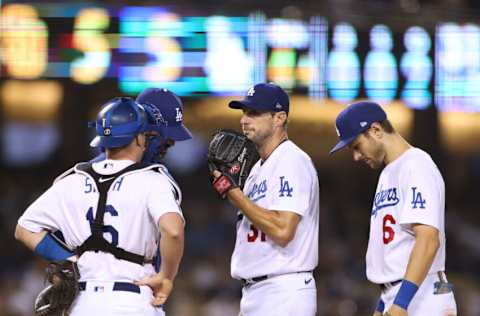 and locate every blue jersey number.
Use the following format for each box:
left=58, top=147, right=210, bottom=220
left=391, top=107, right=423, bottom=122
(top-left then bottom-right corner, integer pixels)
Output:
left=86, top=205, right=119, bottom=246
